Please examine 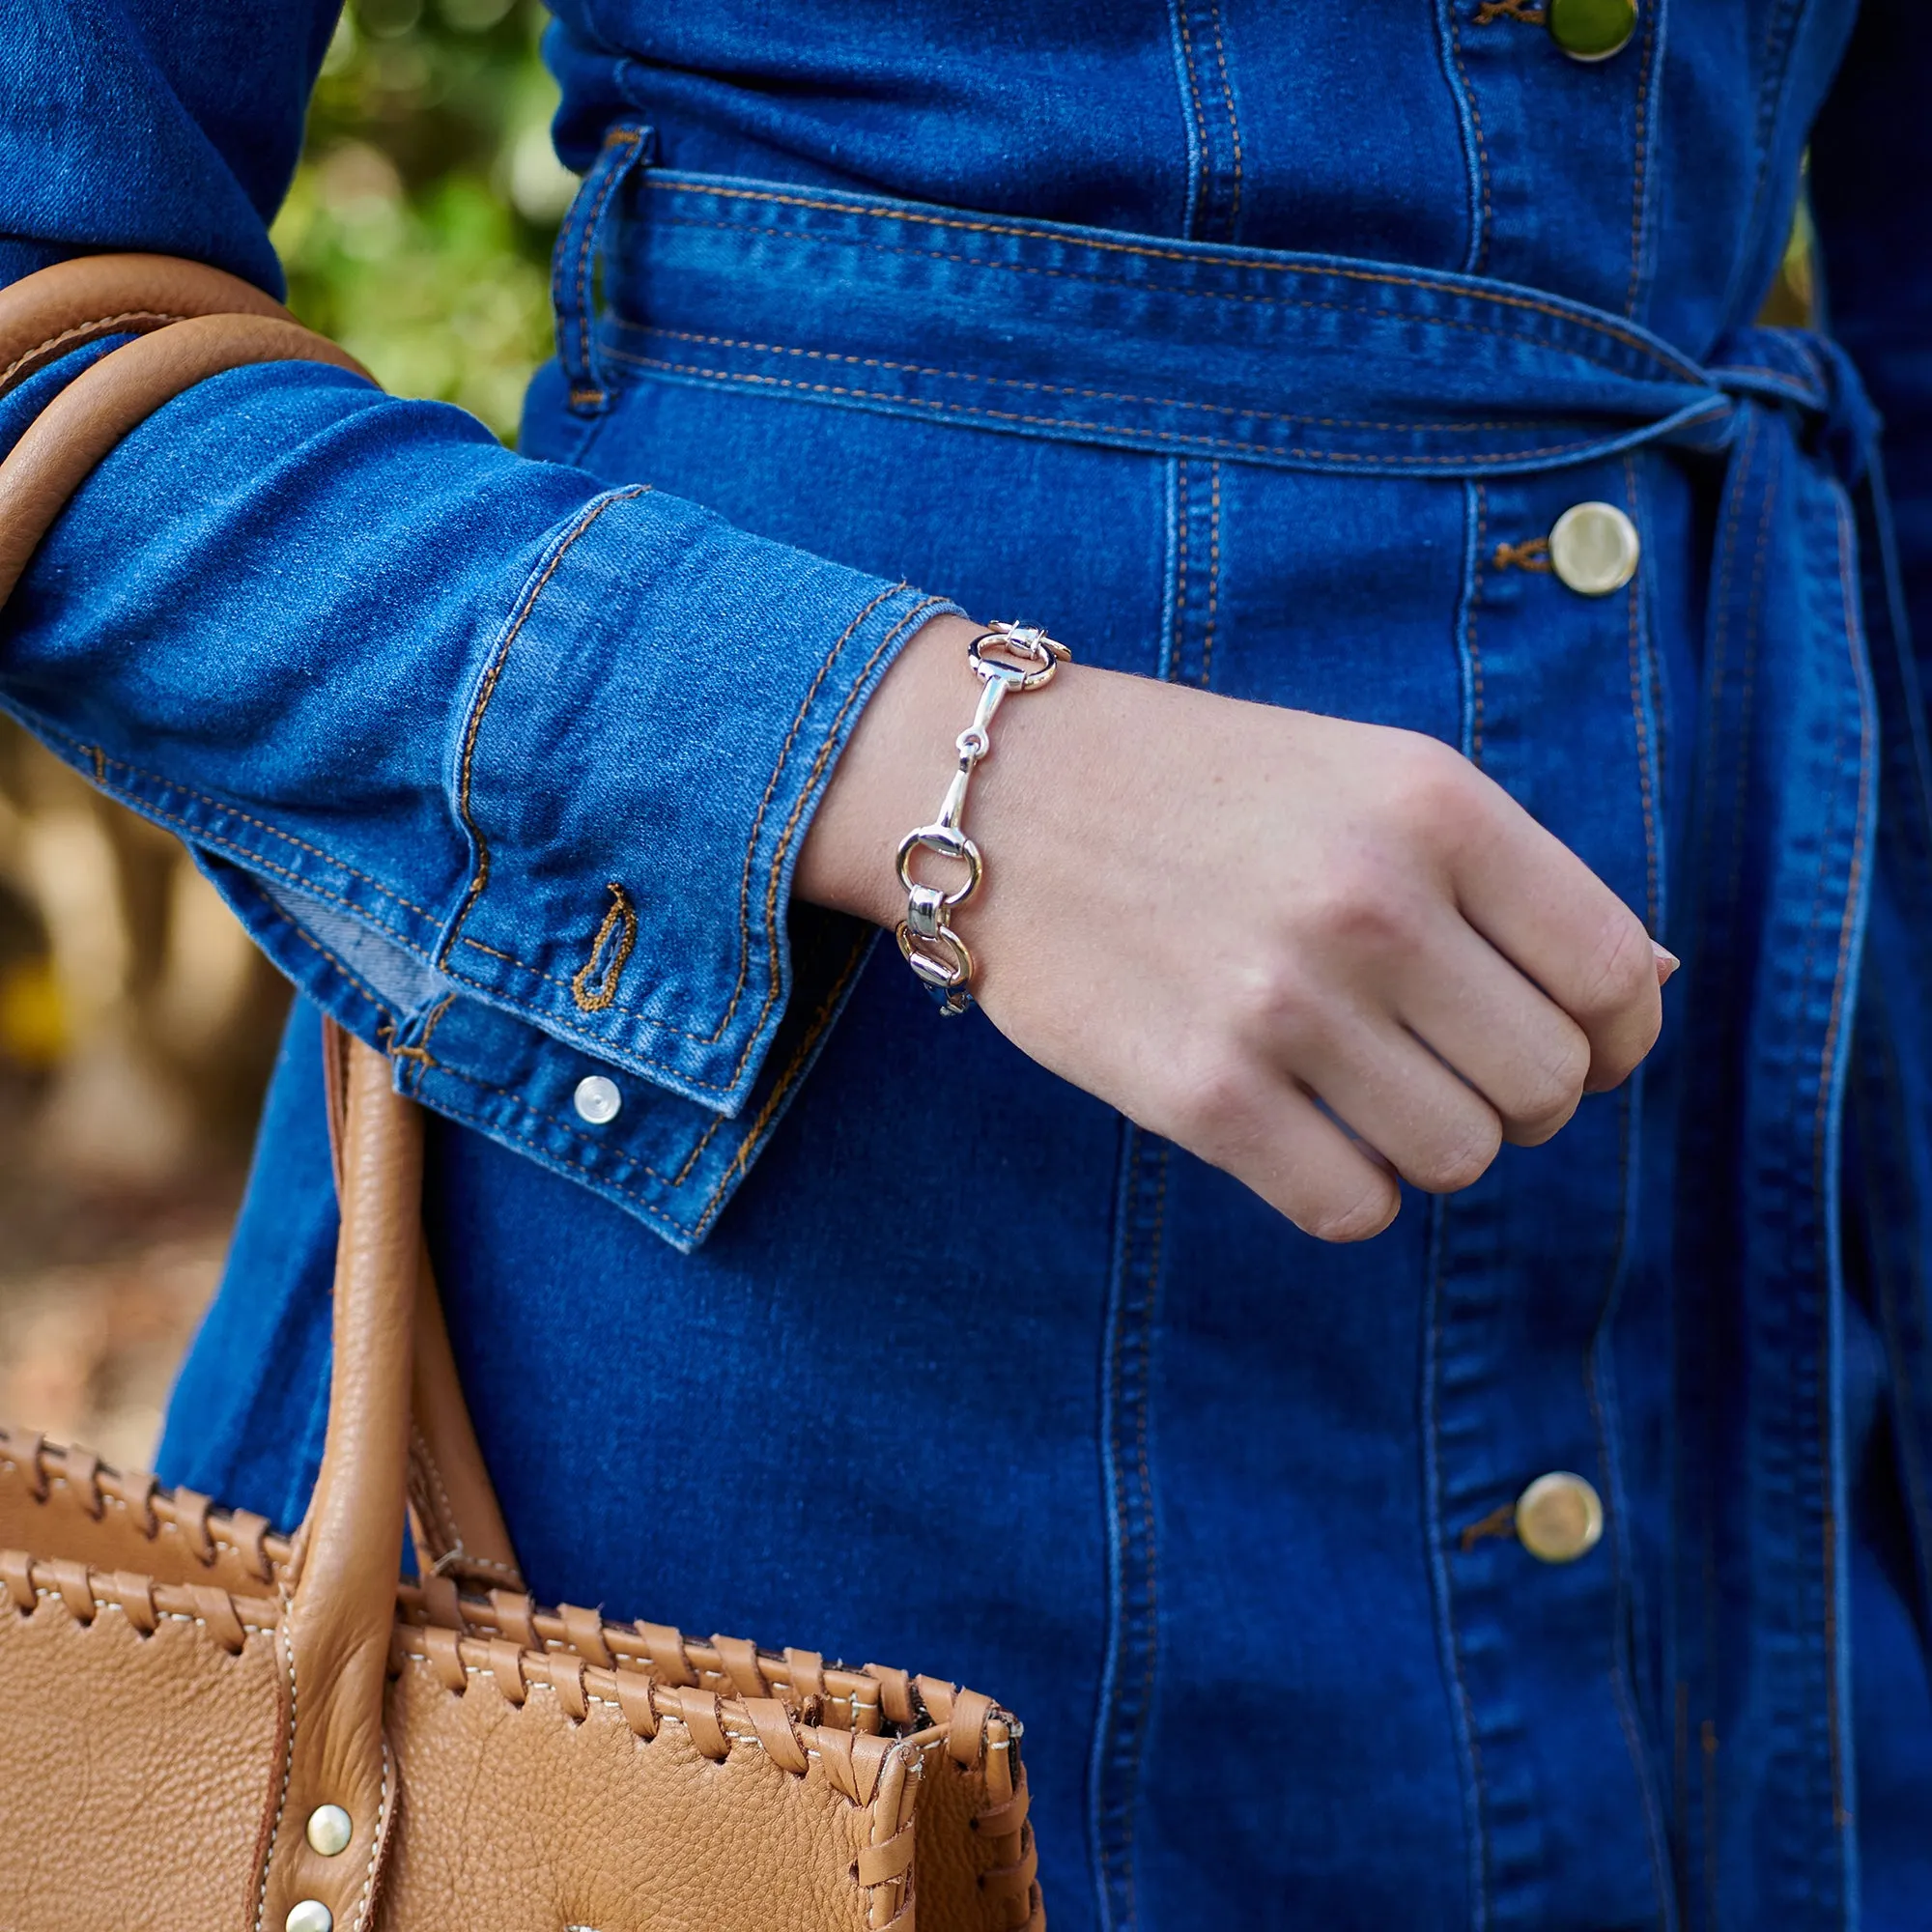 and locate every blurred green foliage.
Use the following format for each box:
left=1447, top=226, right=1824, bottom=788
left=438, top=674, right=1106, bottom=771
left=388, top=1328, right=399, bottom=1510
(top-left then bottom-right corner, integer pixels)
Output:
left=273, top=0, right=574, bottom=441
